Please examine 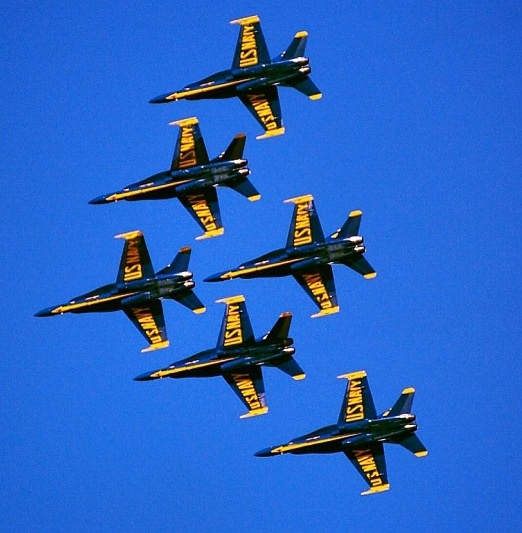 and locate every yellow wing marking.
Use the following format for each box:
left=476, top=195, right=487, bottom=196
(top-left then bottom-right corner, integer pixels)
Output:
left=337, top=370, right=367, bottom=380
left=311, top=306, right=340, bottom=318
left=196, top=228, right=225, bottom=241
left=361, top=484, right=390, bottom=496
left=284, top=194, right=314, bottom=204
left=240, top=407, right=268, bottom=419
left=114, top=230, right=142, bottom=240
left=230, top=15, right=260, bottom=26
left=141, top=341, right=169, bottom=353
left=364, top=272, right=377, bottom=279
left=169, top=117, right=198, bottom=127
left=216, top=295, right=245, bottom=305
